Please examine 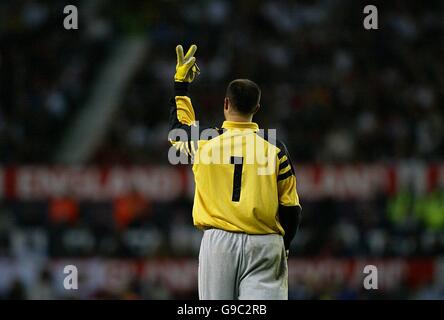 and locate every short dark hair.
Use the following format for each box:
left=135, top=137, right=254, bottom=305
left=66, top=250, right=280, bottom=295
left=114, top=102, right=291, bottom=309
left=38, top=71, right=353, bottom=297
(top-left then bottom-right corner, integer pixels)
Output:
left=226, top=79, right=261, bottom=115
